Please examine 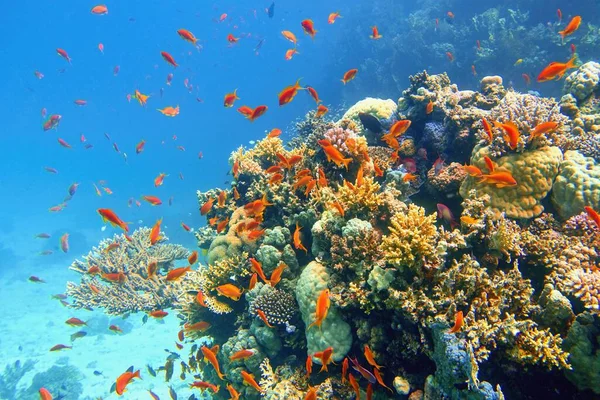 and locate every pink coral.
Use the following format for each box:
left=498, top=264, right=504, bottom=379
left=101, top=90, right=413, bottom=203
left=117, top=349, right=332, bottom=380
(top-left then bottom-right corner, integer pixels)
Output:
left=323, top=127, right=357, bottom=153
